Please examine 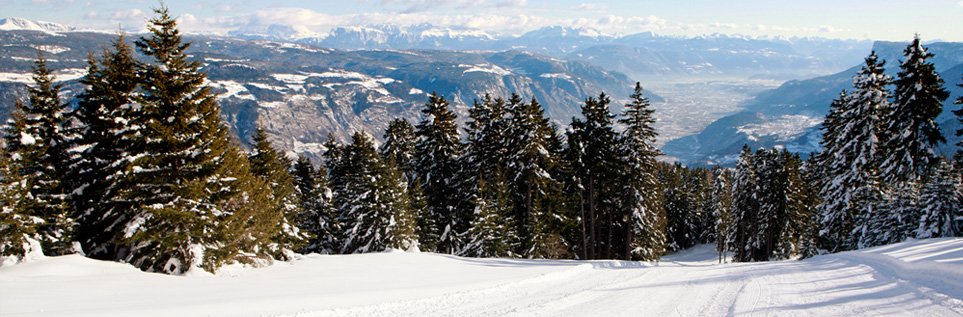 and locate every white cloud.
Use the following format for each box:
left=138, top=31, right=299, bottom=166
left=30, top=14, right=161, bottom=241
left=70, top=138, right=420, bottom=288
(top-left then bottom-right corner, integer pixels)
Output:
left=111, top=9, right=144, bottom=20
left=216, top=5, right=241, bottom=13
left=83, top=11, right=97, bottom=19
left=494, top=0, right=526, bottom=8
left=573, top=3, right=607, bottom=11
